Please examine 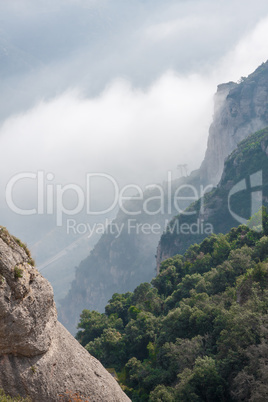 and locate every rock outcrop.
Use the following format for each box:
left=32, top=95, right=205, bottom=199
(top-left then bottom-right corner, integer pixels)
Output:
left=0, top=227, right=130, bottom=402
left=200, top=61, right=268, bottom=185
left=59, top=60, right=268, bottom=334
left=157, top=128, right=268, bottom=266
